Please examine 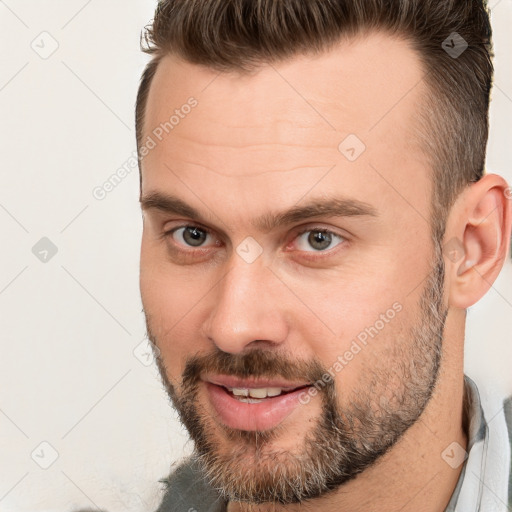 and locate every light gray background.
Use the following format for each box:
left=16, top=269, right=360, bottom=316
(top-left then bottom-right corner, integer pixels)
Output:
left=0, top=1, right=510, bottom=511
